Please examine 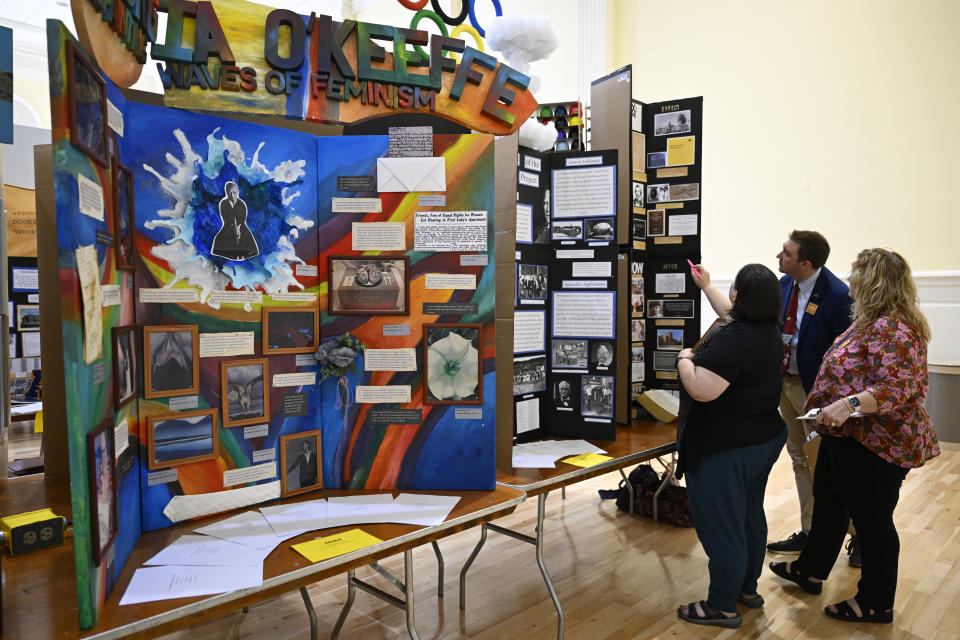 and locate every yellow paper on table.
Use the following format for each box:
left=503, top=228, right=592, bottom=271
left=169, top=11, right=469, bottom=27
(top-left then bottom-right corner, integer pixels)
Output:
left=666, top=136, right=695, bottom=166
left=562, top=453, right=613, bottom=468
left=292, top=529, right=384, bottom=563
